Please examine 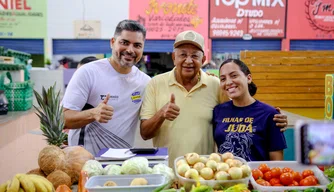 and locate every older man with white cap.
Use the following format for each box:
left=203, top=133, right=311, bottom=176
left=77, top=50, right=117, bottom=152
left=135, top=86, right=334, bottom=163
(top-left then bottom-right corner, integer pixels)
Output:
left=139, top=30, right=225, bottom=165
